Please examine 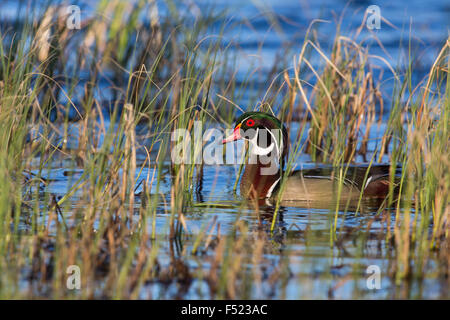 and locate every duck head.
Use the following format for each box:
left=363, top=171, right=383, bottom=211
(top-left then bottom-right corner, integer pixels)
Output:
left=222, top=111, right=288, bottom=164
